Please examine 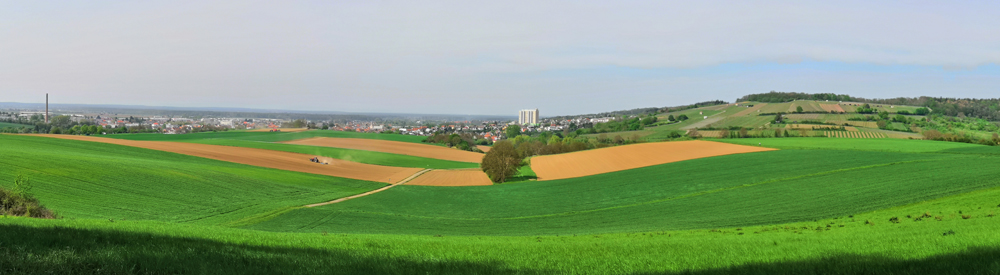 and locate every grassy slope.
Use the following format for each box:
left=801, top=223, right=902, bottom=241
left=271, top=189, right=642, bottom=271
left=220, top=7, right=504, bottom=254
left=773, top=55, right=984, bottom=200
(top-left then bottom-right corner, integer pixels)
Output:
left=248, top=144, right=1000, bottom=235
left=2, top=183, right=998, bottom=274
left=718, top=137, right=984, bottom=153
left=0, top=135, right=384, bottom=226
